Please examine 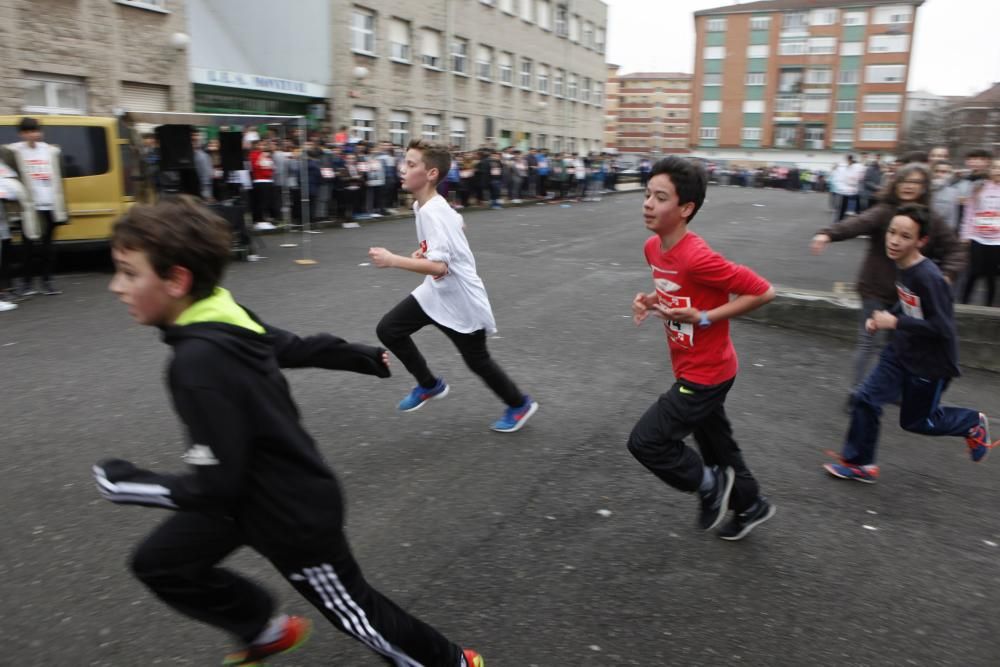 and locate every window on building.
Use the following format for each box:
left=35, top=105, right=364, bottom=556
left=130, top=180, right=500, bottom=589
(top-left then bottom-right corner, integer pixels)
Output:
left=836, top=100, right=856, bottom=113
left=538, top=0, right=552, bottom=29
left=596, top=27, right=605, bottom=53
left=774, top=125, right=797, bottom=147
left=742, top=127, right=762, bottom=141
left=521, top=59, right=533, bottom=89
left=421, top=29, right=443, bottom=68
left=452, top=37, right=468, bottom=74
left=518, top=0, right=532, bottom=21
left=706, top=17, right=726, bottom=31
left=743, top=100, right=765, bottom=113
left=567, top=72, right=577, bottom=99
left=593, top=82, right=602, bottom=106
left=863, top=94, right=903, bottom=112
left=704, top=73, right=722, bottom=86
left=783, top=12, right=807, bottom=30
left=808, top=37, right=837, bottom=55
left=476, top=45, right=493, bottom=80
left=351, top=8, right=376, bottom=54
left=779, top=40, right=806, bottom=55
left=810, top=8, right=838, bottom=25
left=745, top=73, right=766, bottom=86
left=750, top=16, right=771, bottom=30
left=865, top=64, right=906, bottom=83
left=351, top=106, right=375, bottom=141
left=22, top=73, right=87, bottom=114
left=747, top=44, right=769, bottom=58
left=389, top=18, right=411, bottom=61
left=805, top=126, right=825, bottom=147
left=538, top=64, right=549, bottom=94
left=555, top=4, right=568, bottom=36
left=833, top=128, right=853, bottom=143
left=840, top=42, right=863, bottom=56
left=860, top=123, right=898, bottom=141
left=778, top=69, right=804, bottom=93
left=554, top=69, right=564, bottom=97
left=114, top=0, right=168, bottom=11
left=701, top=100, right=722, bottom=113
left=776, top=97, right=802, bottom=113
left=569, top=14, right=580, bottom=41
left=868, top=34, right=909, bottom=53
left=581, top=76, right=591, bottom=103
left=873, top=4, right=913, bottom=24
left=803, top=96, right=830, bottom=113
left=583, top=21, right=594, bottom=48
left=843, top=10, right=867, bottom=25
left=700, top=127, right=719, bottom=140
left=704, top=46, right=726, bottom=59
left=838, top=69, right=860, bottom=84
left=450, top=117, right=468, bottom=149
left=422, top=113, right=441, bottom=141
left=499, top=0, right=513, bottom=12
left=805, top=68, right=833, bottom=85
left=499, top=52, right=513, bottom=84
left=389, top=111, right=410, bottom=147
